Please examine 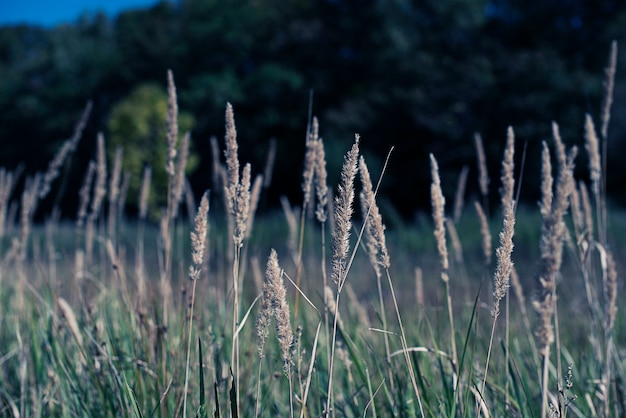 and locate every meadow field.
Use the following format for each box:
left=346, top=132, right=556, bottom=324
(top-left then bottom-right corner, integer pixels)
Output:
left=1, top=50, right=625, bottom=417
